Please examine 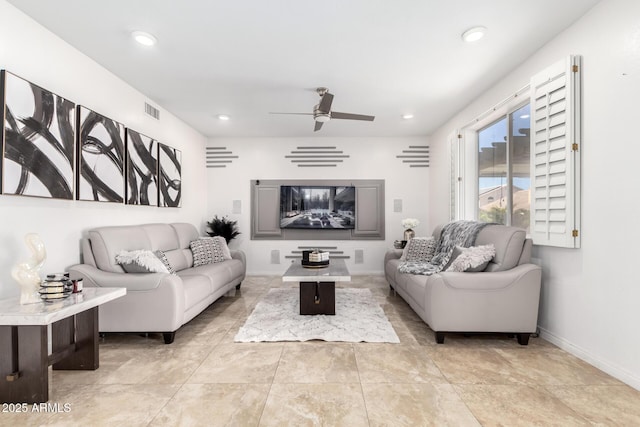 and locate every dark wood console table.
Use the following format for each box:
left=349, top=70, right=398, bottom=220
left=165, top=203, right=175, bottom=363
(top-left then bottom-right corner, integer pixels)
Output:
left=0, top=287, right=125, bottom=403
